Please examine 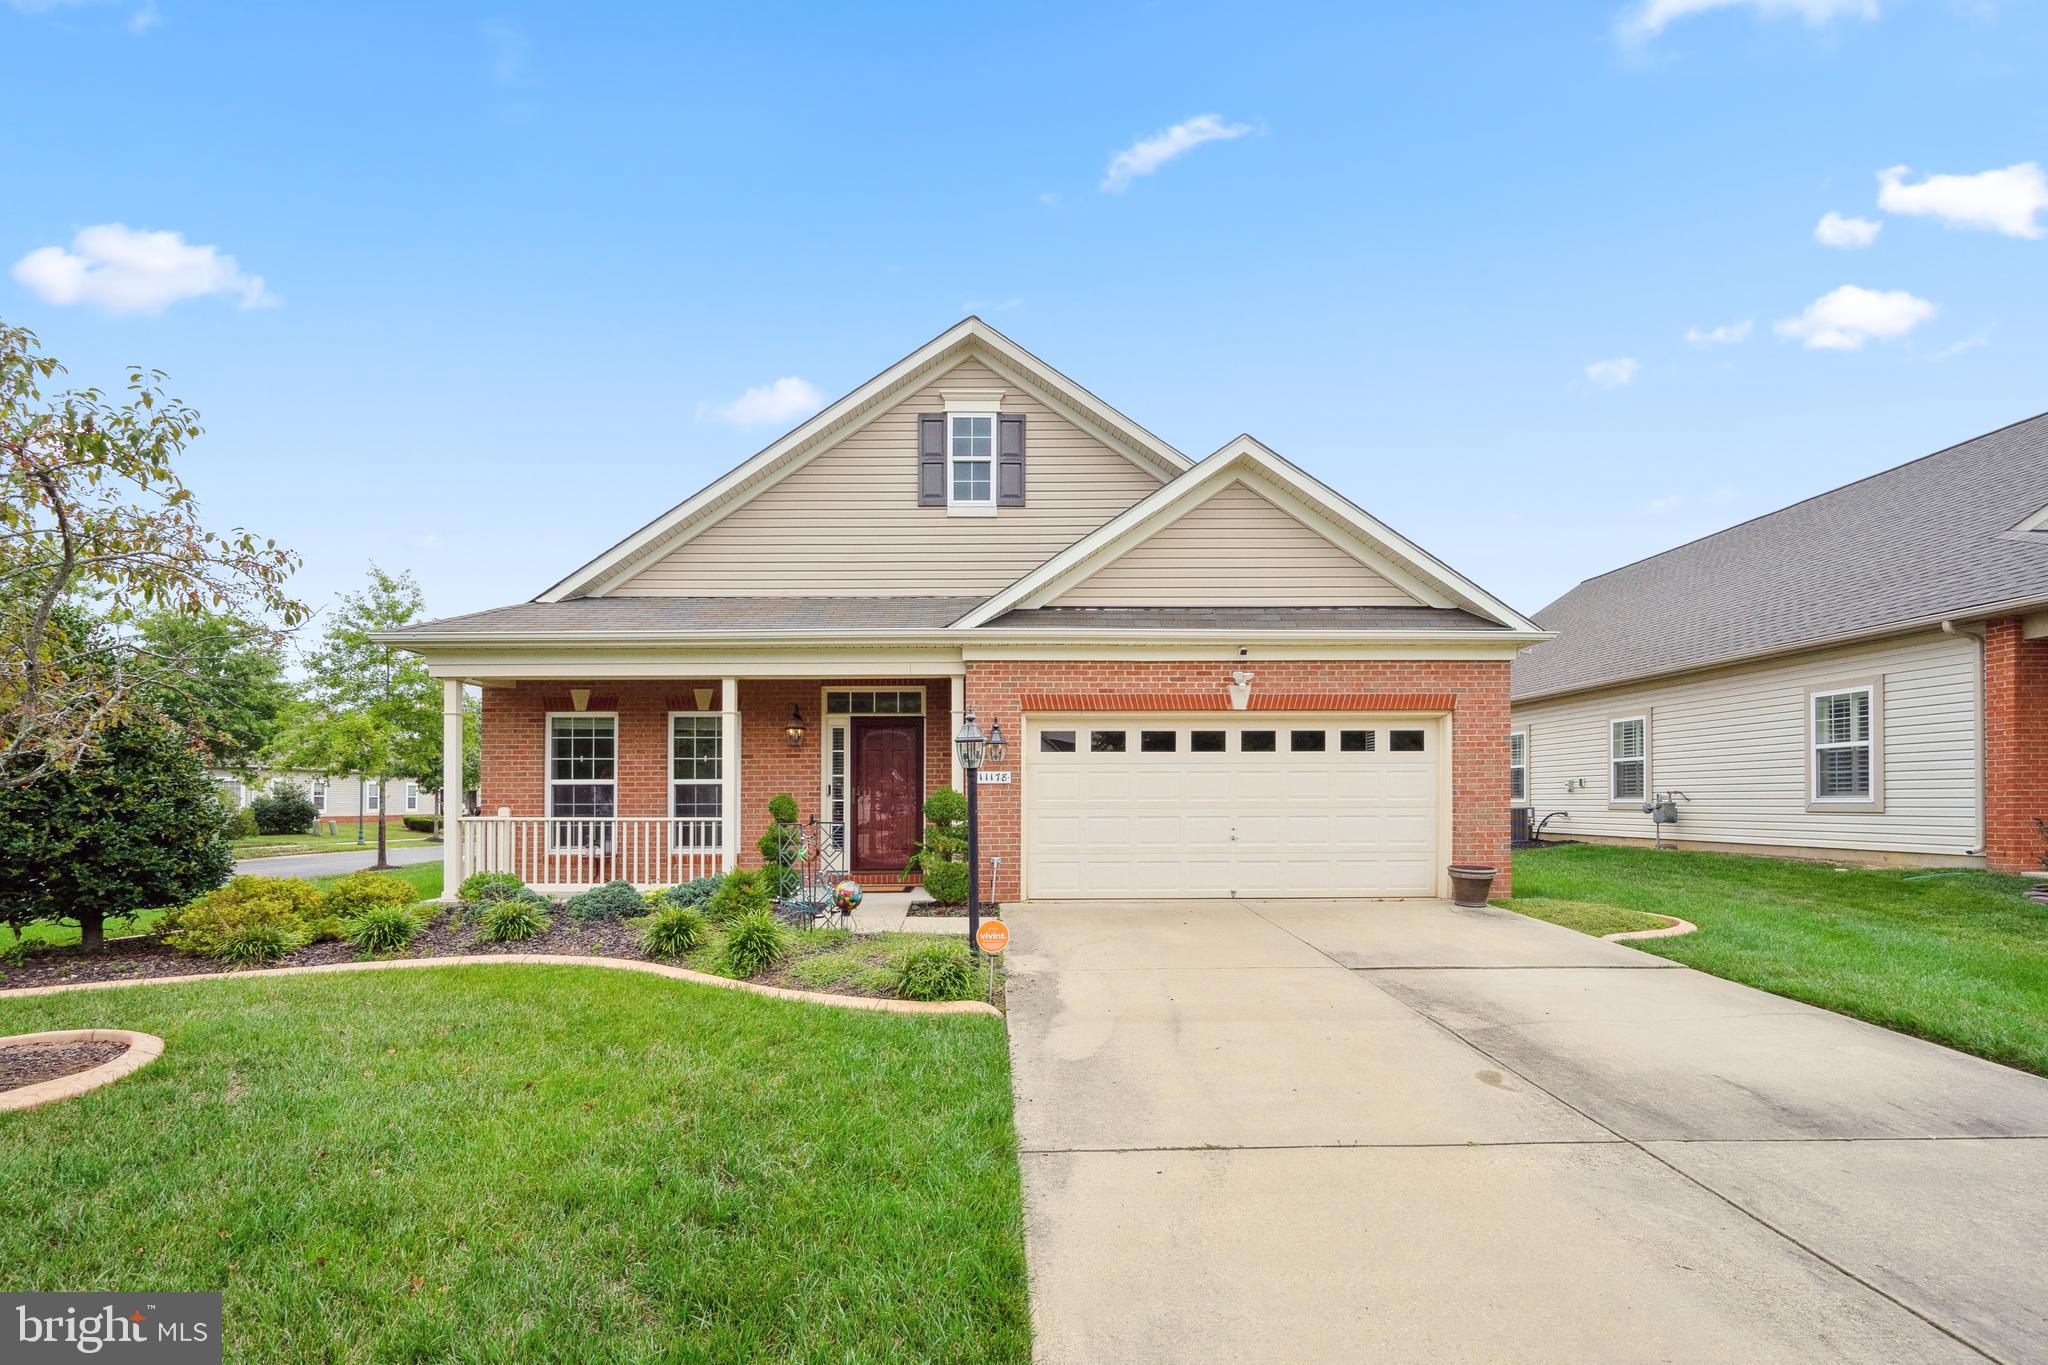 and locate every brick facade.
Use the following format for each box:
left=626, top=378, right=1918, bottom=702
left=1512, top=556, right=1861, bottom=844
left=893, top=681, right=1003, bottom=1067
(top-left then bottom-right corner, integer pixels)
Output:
left=1983, top=616, right=2048, bottom=874
left=478, top=658, right=1515, bottom=896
